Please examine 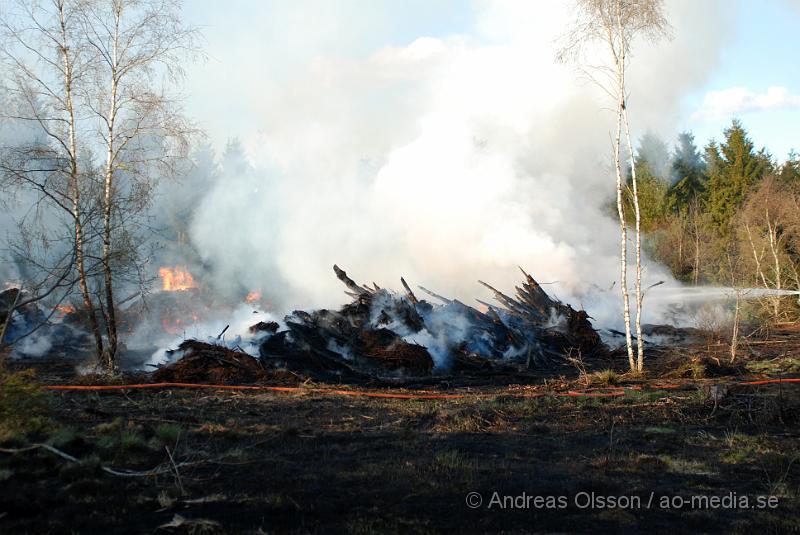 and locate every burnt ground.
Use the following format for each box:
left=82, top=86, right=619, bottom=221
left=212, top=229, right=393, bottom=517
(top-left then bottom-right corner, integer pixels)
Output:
left=2, top=331, right=800, bottom=534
